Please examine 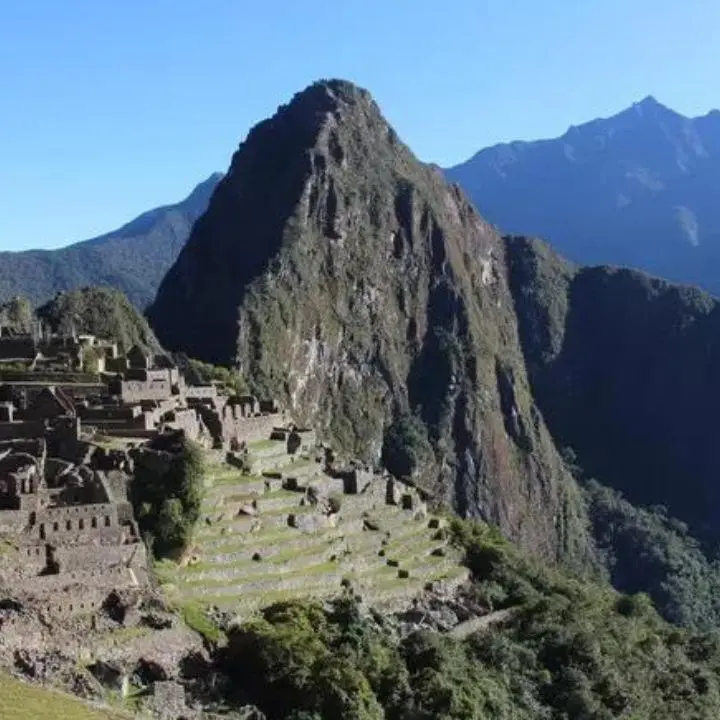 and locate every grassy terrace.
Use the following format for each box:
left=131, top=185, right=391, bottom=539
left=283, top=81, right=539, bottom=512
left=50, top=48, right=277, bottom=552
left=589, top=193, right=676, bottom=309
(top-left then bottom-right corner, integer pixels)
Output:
left=0, top=673, right=127, bottom=720
left=247, top=438, right=281, bottom=449
left=158, top=448, right=468, bottom=619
